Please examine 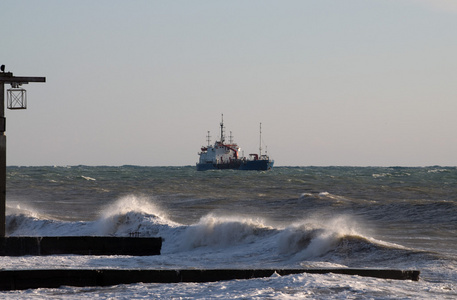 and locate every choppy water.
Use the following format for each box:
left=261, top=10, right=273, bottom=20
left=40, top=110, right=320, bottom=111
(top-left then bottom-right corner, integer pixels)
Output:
left=2, top=166, right=457, bottom=299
